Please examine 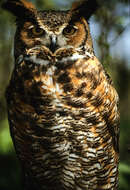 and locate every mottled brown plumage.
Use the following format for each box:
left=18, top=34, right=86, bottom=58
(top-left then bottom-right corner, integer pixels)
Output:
left=3, top=0, right=119, bottom=190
